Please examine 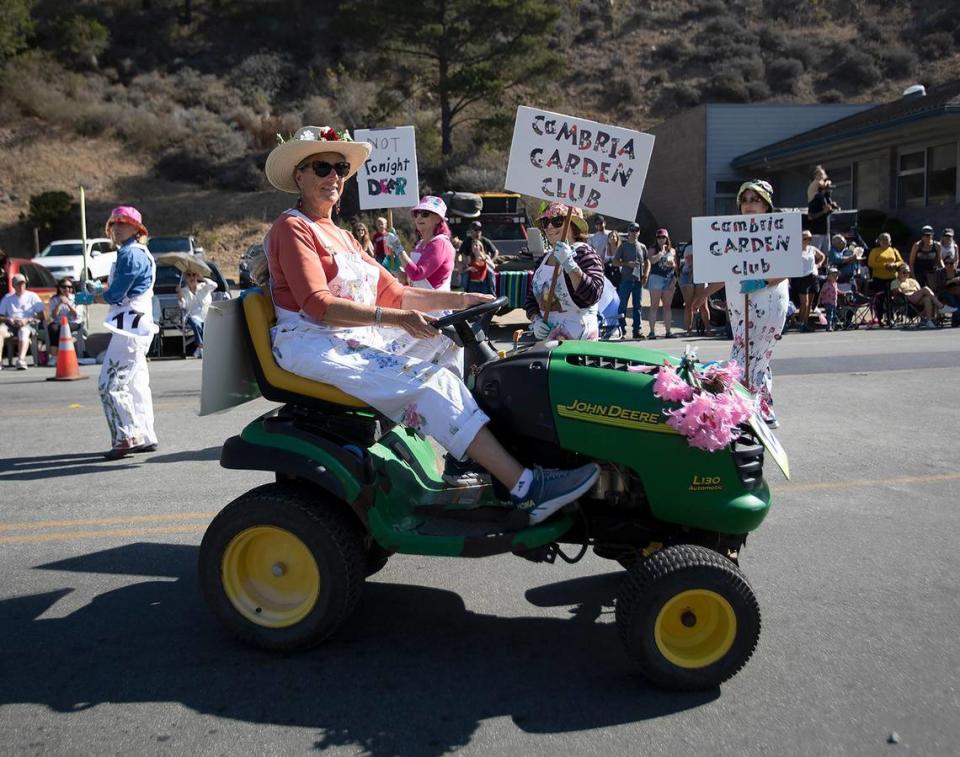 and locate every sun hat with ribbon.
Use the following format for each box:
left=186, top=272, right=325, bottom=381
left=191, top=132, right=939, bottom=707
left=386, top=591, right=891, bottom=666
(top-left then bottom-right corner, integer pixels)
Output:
left=536, top=201, right=588, bottom=233
left=736, top=179, right=774, bottom=210
left=104, top=205, right=148, bottom=237
left=265, top=126, right=372, bottom=193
